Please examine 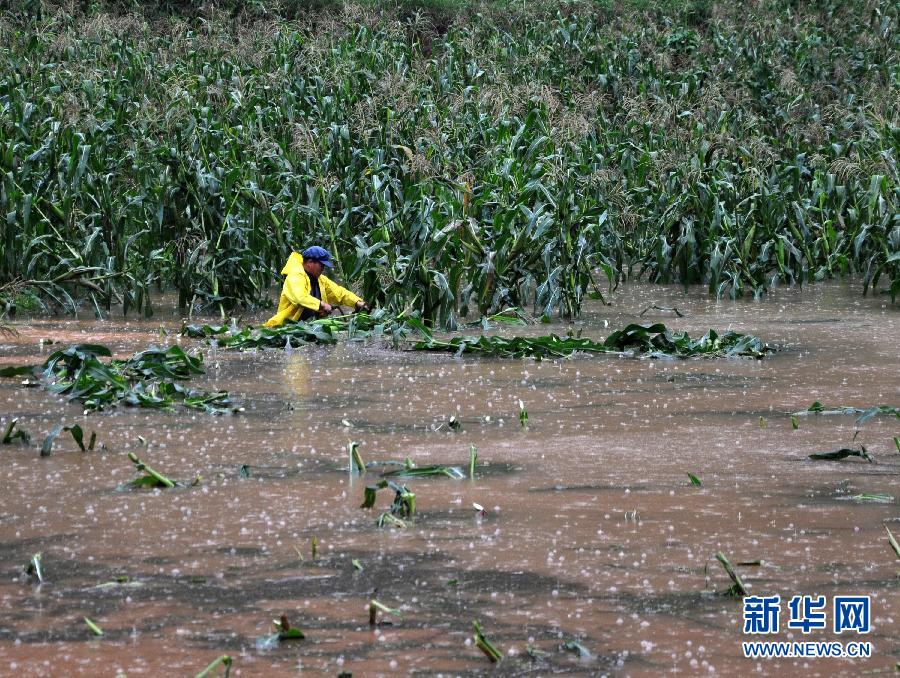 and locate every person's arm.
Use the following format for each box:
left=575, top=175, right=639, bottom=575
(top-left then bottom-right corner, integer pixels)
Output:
left=282, top=271, right=323, bottom=312
left=321, top=276, right=366, bottom=310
